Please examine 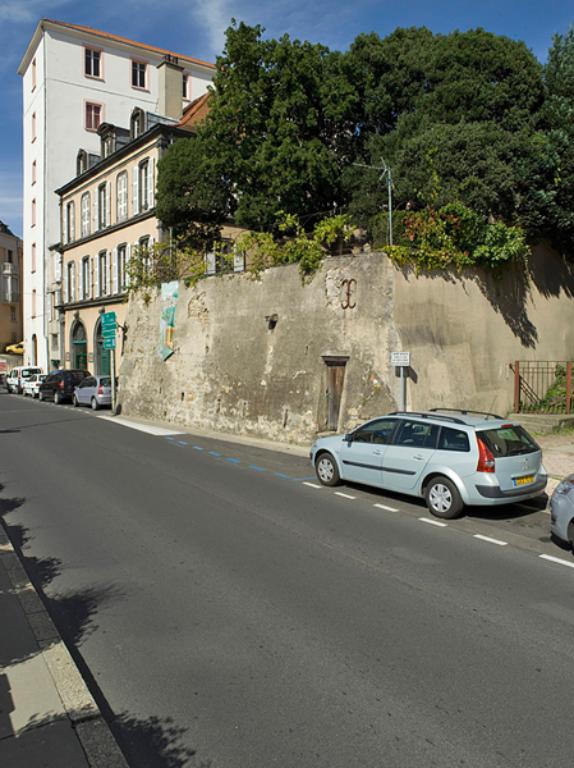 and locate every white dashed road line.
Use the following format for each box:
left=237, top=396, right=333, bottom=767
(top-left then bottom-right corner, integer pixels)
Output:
left=334, top=492, right=356, bottom=500
left=418, top=517, right=448, bottom=528
left=303, top=482, right=322, bottom=489
left=539, top=554, right=574, bottom=569
left=473, top=534, right=508, bottom=547
left=374, top=503, right=398, bottom=512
